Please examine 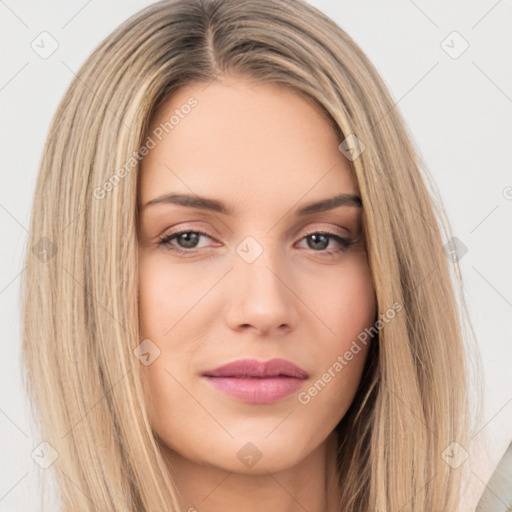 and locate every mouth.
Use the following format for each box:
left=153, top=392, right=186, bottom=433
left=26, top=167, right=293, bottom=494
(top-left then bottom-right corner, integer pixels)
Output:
left=201, top=358, right=308, bottom=404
